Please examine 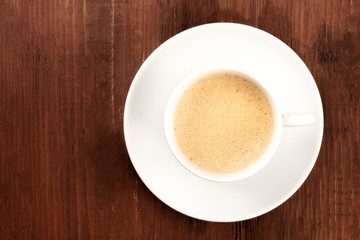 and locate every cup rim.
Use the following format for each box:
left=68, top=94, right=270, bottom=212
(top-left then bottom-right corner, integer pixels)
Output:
left=164, top=68, right=282, bottom=182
